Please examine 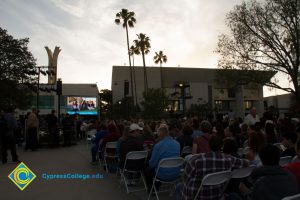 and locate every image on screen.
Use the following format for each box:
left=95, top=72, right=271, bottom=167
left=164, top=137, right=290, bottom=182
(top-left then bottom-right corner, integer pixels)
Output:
left=67, top=97, right=98, bottom=115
